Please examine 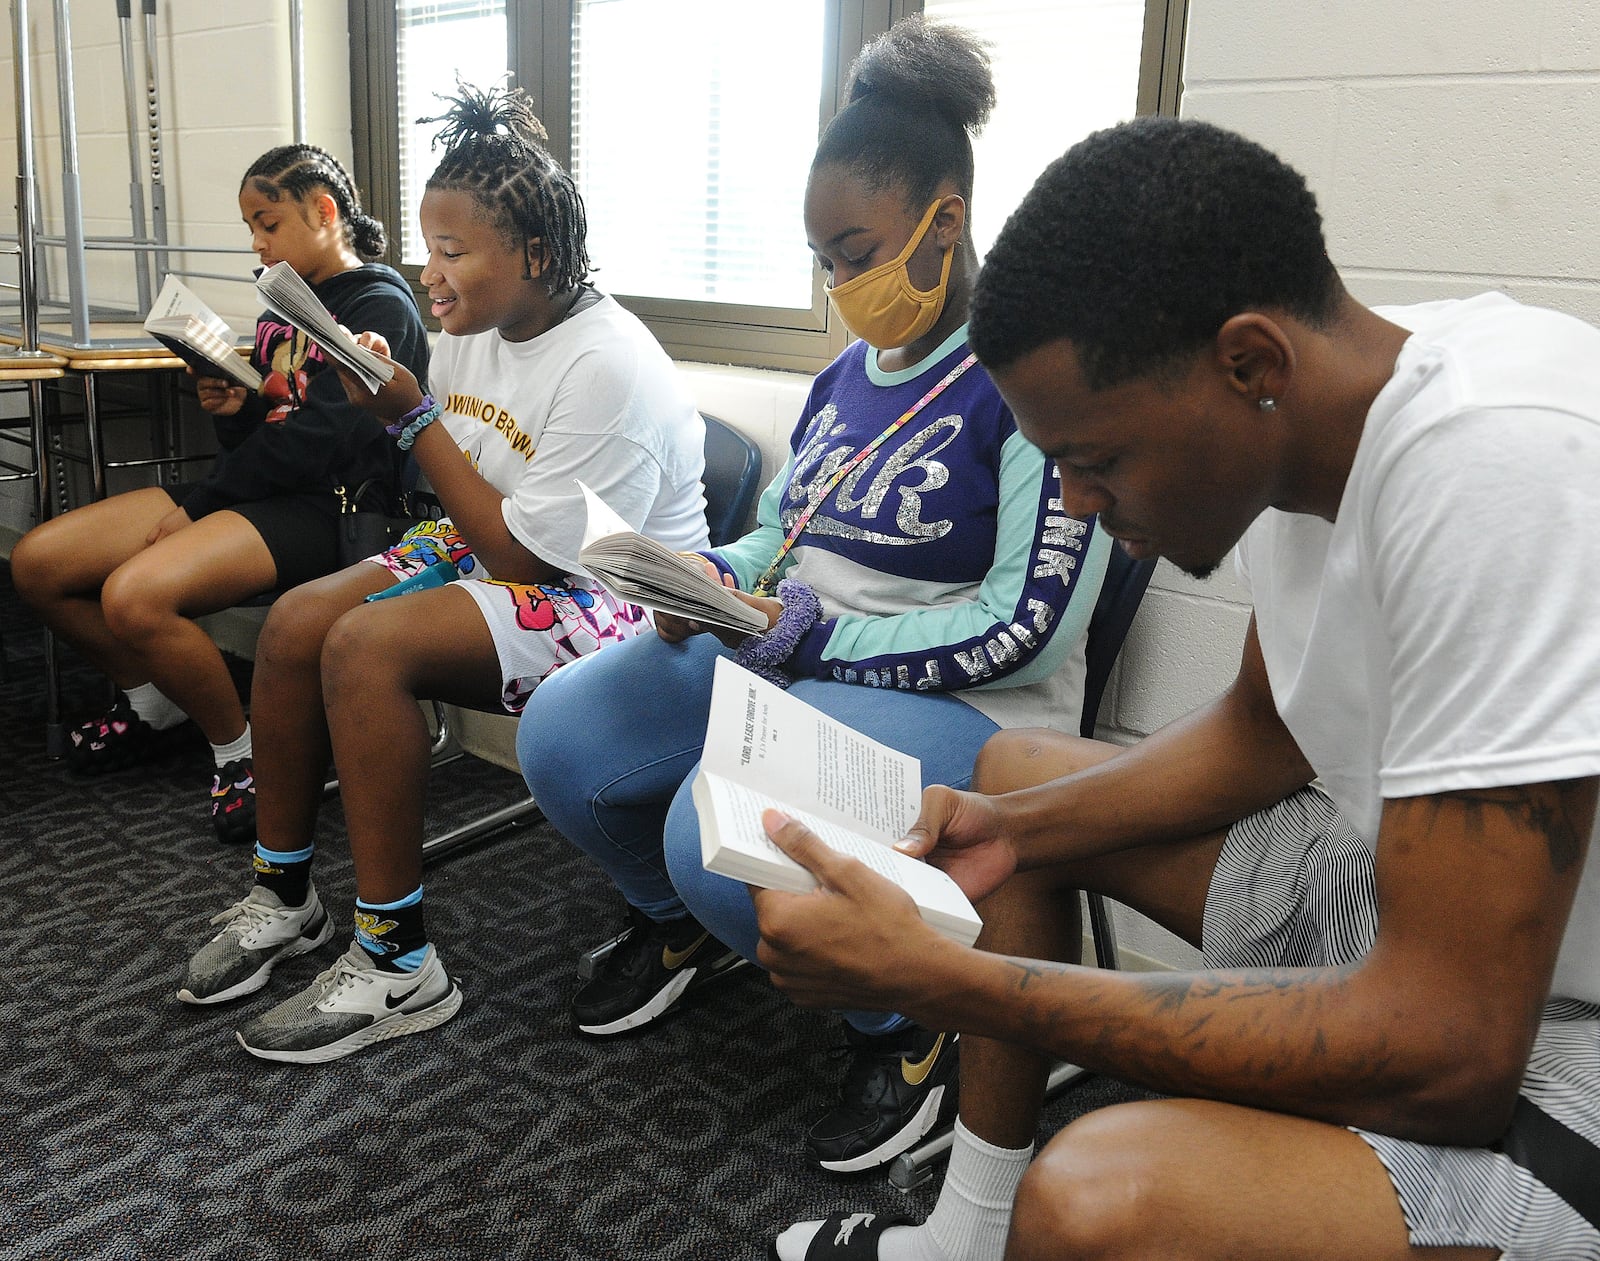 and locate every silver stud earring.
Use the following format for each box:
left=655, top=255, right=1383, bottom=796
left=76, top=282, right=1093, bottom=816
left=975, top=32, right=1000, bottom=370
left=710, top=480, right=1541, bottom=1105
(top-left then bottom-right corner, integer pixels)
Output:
left=1258, top=396, right=1277, bottom=412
